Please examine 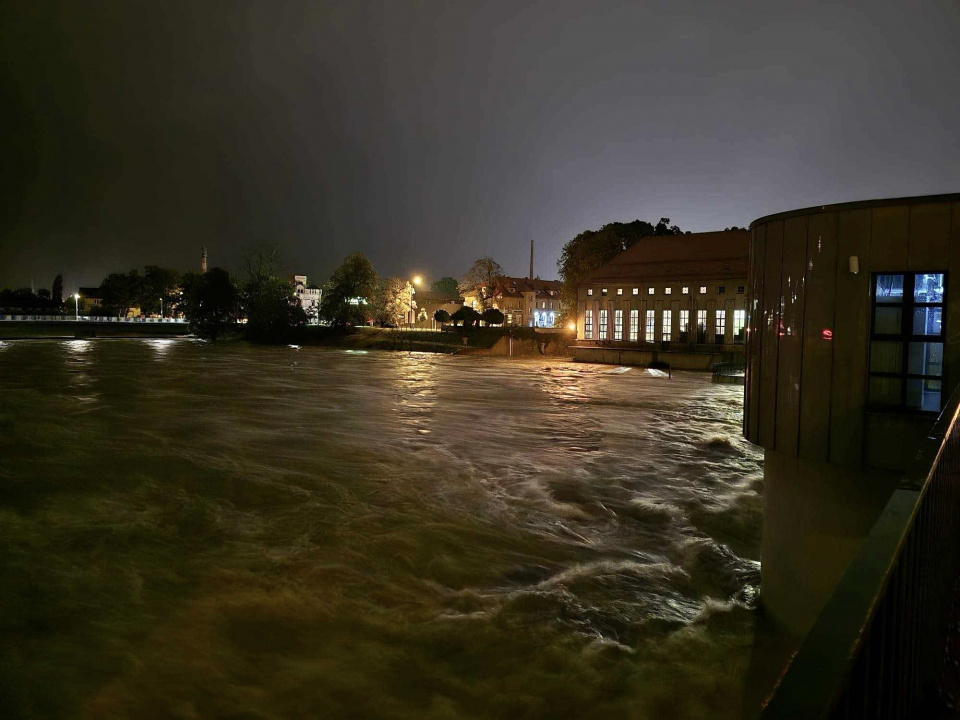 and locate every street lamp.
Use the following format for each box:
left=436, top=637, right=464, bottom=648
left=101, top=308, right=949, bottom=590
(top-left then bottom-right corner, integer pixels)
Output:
left=73, top=293, right=79, bottom=321
left=412, top=276, right=422, bottom=286
left=160, top=297, right=164, bottom=319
